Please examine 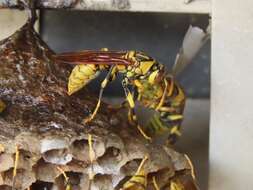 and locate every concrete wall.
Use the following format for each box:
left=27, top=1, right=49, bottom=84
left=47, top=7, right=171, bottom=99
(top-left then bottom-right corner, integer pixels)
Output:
left=209, top=1, right=253, bottom=189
